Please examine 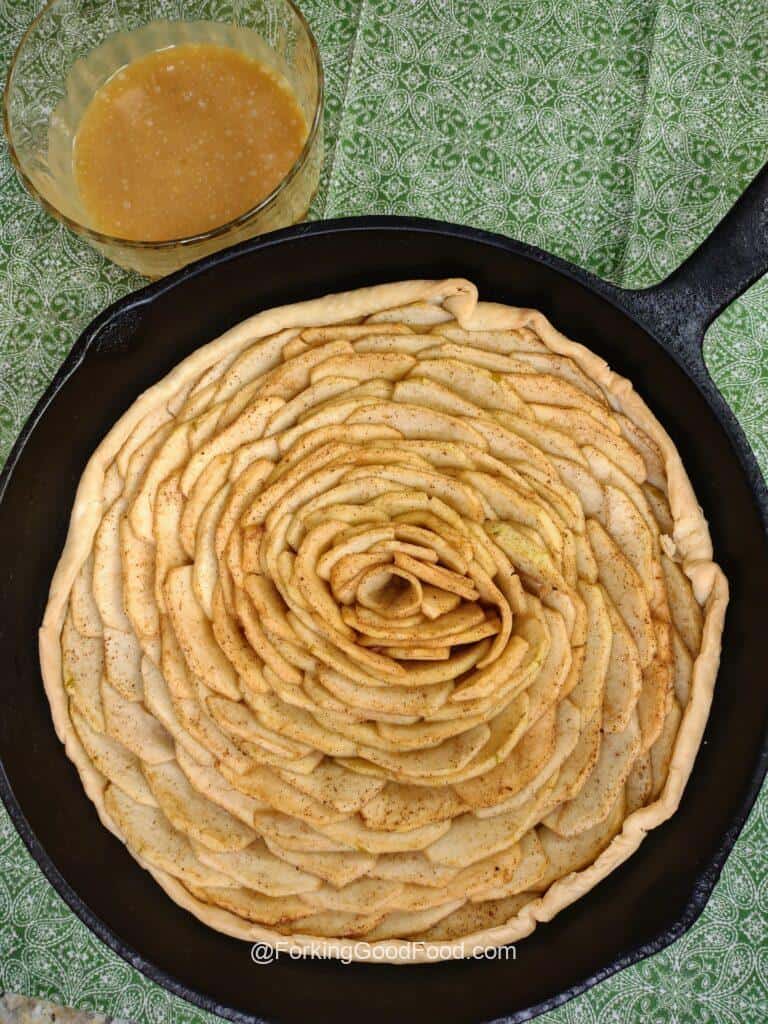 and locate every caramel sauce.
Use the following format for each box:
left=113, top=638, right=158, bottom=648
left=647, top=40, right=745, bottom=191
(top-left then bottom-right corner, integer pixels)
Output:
left=74, top=43, right=307, bottom=241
